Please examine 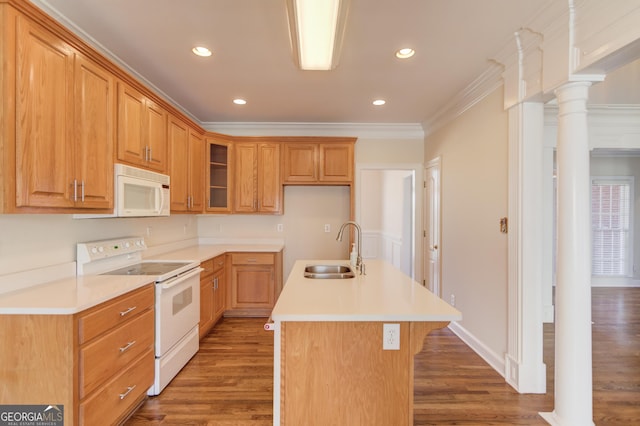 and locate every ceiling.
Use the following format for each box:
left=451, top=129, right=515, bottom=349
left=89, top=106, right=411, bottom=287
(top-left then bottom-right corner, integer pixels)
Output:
left=34, top=0, right=637, bottom=126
